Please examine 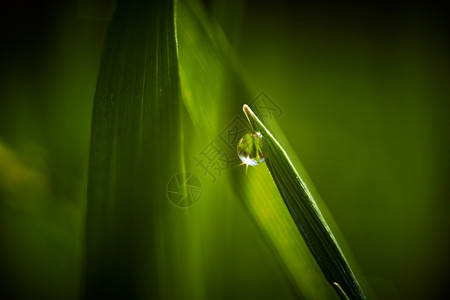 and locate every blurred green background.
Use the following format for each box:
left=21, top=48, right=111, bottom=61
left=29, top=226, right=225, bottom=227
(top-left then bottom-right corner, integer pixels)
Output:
left=0, top=0, right=448, bottom=299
